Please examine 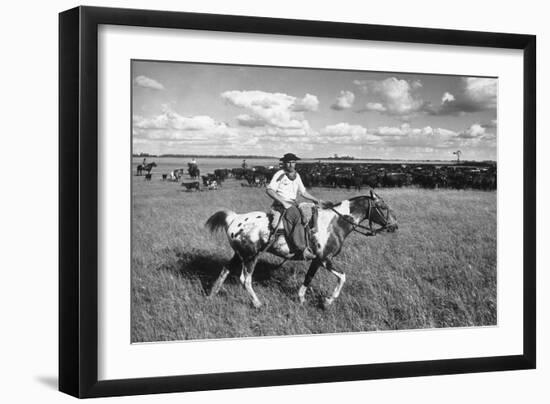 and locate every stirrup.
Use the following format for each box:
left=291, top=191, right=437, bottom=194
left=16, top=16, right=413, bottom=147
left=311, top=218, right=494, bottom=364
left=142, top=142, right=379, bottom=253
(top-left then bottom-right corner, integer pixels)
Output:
left=292, top=247, right=316, bottom=261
